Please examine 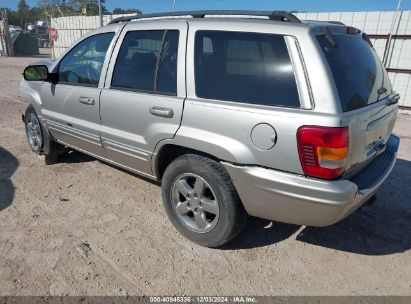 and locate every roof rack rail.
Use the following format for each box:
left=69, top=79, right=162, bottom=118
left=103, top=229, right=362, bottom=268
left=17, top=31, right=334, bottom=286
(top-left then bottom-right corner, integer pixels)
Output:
left=327, top=21, right=345, bottom=25
left=303, top=20, right=346, bottom=26
left=108, top=10, right=301, bottom=25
